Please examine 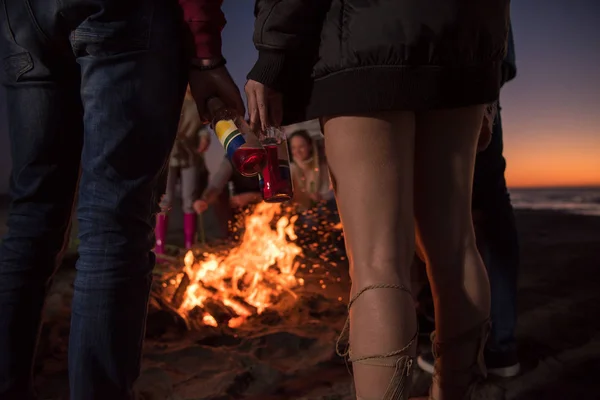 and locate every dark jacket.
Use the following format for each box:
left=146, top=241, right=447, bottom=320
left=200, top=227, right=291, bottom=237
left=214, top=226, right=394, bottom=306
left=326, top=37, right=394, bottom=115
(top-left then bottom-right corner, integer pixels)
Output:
left=248, top=0, right=511, bottom=124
